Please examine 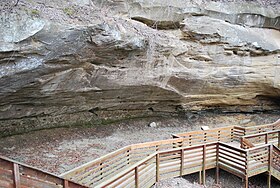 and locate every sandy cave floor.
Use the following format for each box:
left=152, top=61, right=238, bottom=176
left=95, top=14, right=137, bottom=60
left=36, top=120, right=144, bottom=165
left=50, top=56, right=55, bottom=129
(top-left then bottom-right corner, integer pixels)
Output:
left=0, top=113, right=280, bottom=188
